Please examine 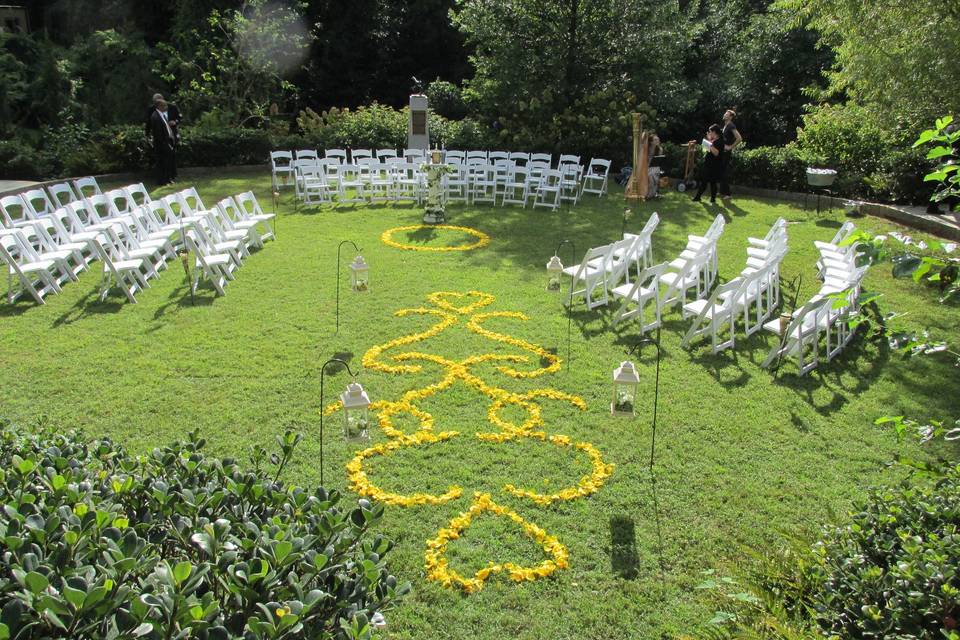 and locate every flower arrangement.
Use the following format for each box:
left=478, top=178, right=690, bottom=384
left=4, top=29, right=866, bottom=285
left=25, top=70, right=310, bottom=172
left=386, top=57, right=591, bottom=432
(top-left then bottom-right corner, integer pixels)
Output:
left=327, top=291, right=613, bottom=592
